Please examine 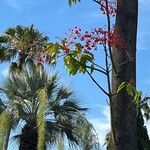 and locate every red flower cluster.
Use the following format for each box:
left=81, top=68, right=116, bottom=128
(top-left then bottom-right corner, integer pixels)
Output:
left=109, top=27, right=126, bottom=48
left=60, top=26, right=125, bottom=53
left=36, top=52, right=46, bottom=65
left=60, top=40, right=70, bottom=53
left=100, top=1, right=116, bottom=17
